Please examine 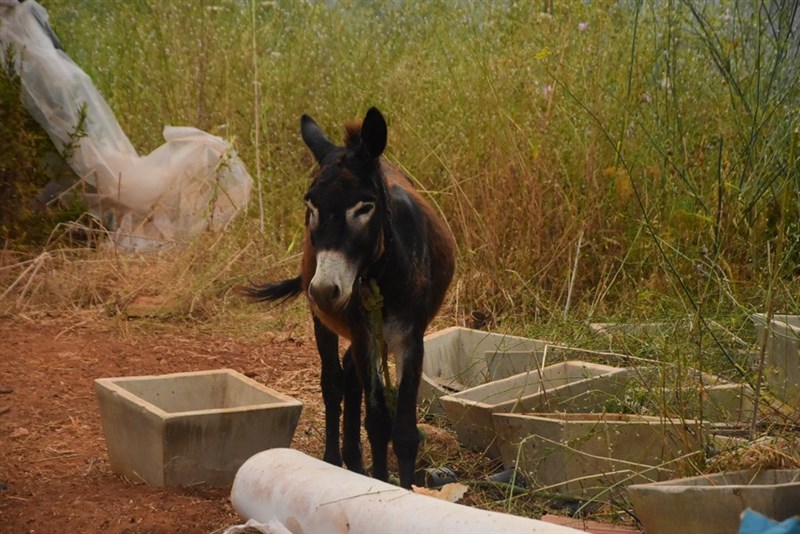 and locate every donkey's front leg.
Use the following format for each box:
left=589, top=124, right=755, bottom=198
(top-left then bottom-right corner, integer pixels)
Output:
left=352, top=332, right=392, bottom=482
left=393, top=331, right=425, bottom=489
left=341, top=347, right=365, bottom=474
left=313, top=317, right=343, bottom=466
